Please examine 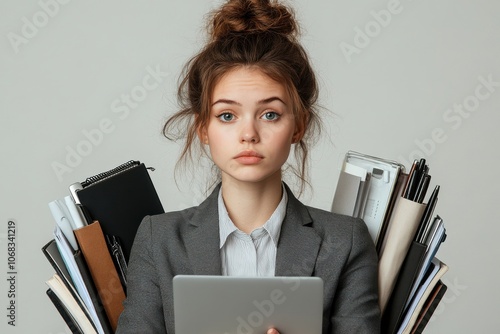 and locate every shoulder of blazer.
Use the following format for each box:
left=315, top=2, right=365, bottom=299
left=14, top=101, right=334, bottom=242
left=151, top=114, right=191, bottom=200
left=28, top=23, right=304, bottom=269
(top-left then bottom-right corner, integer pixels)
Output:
left=146, top=183, right=221, bottom=229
